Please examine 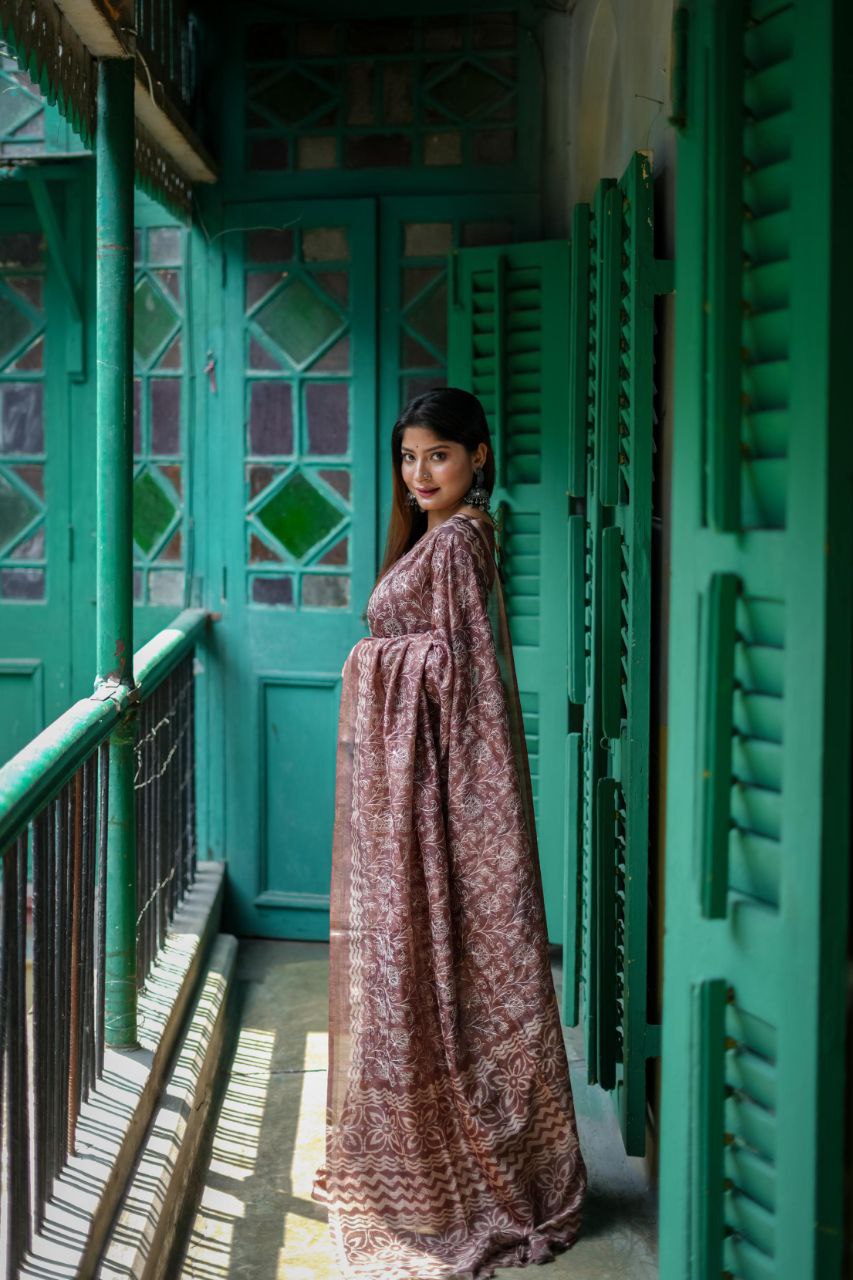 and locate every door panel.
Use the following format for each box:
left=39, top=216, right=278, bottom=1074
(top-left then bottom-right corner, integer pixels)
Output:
left=220, top=199, right=377, bottom=939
